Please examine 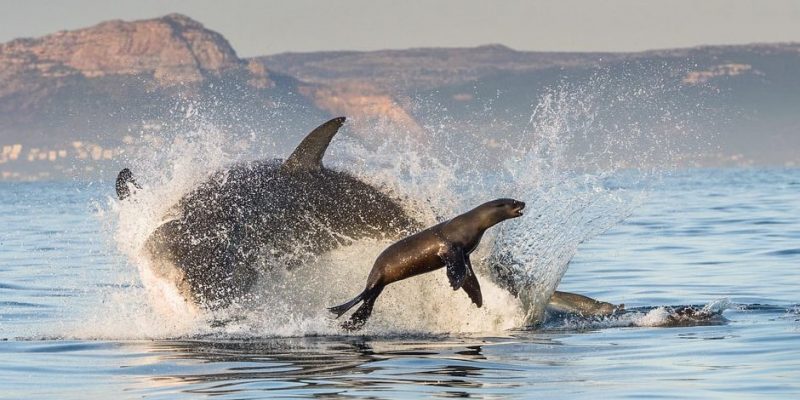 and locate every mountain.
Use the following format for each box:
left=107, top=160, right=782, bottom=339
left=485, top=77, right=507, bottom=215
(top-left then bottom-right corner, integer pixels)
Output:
left=258, top=43, right=800, bottom=166
left=0, top=14, right=327, bottom=179
left=258, top=45, right=618, bottom=92
left=1, top=14, right=798, bottom=180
